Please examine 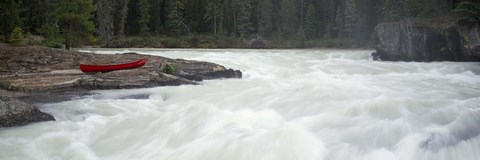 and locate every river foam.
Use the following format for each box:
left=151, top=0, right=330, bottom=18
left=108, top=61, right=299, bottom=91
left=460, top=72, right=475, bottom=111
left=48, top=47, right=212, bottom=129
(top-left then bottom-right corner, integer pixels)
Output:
left=1, top=49, right=479, bottom=160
